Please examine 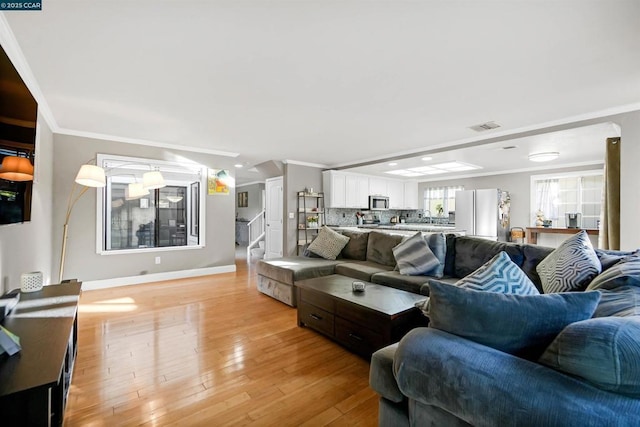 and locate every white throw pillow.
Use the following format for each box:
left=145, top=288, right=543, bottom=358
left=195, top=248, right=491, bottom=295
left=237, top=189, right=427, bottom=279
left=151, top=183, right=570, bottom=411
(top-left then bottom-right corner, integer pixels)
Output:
left=307, top=226, right=350, bottom=260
